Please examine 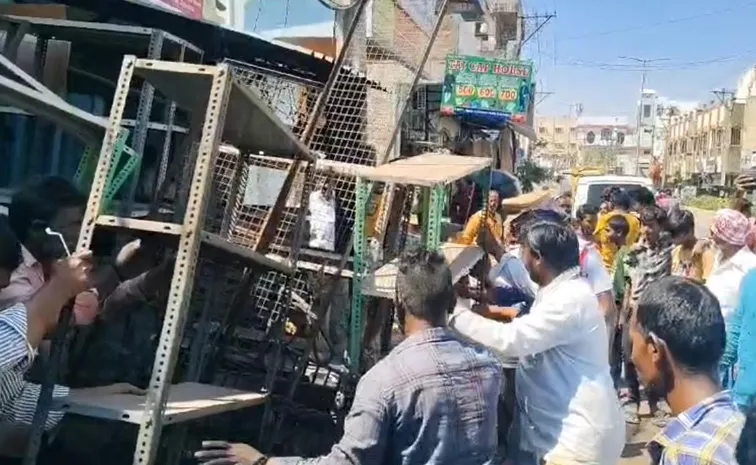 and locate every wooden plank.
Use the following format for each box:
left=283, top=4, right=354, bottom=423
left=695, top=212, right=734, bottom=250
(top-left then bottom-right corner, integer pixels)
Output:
left=357, top=153, right=491, bottom=186
left=361, top=242, right=485, bottom=299
left=96, top=215, right=184, bottom=235
left=53, top=382, right=268, bottom=425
